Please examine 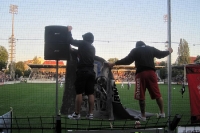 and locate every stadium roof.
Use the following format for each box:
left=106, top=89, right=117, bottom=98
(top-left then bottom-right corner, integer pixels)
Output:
left=172, top=63, right=200, bottom=70
left=27, top=60, right=65, bottom=68
left=28, top=64, right=166, bottom=69
left=43, top=60, right=64, bottom=65
left=28, top=64, right=66, bottom=68
left=112, top=65, right=165, bottom=70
